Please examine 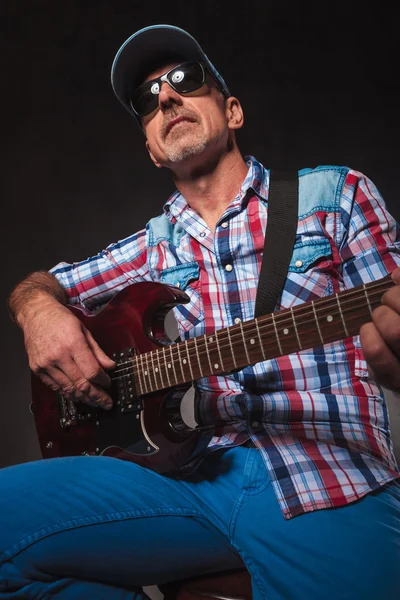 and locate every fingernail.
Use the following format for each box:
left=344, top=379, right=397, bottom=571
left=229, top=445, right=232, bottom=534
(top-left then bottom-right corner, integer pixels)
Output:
left=96, top=398, right=112, bottom=410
